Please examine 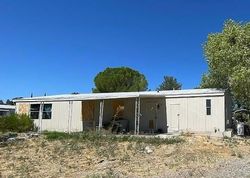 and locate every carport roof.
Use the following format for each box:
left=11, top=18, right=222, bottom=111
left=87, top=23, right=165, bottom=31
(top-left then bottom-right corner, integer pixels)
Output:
left=13, top=89, right=225, bottom=103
